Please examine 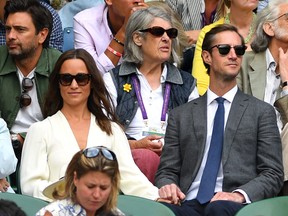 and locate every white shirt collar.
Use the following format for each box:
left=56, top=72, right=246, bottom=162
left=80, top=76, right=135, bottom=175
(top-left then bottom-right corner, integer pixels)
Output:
left=265, top=49, right=277, bottom=74
left=136, top=64, right=168, bottom=84
left=207, top=85, right=238, bottom=105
